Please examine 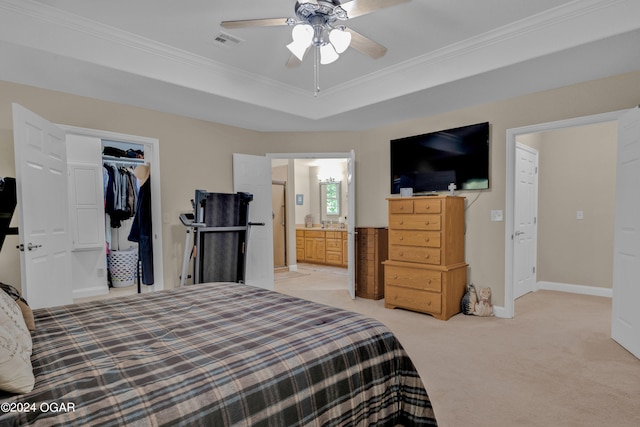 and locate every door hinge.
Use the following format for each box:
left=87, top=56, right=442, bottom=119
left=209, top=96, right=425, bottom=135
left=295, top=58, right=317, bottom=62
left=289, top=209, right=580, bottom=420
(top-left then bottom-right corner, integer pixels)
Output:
left=533, top=266, right=536, bottom=274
